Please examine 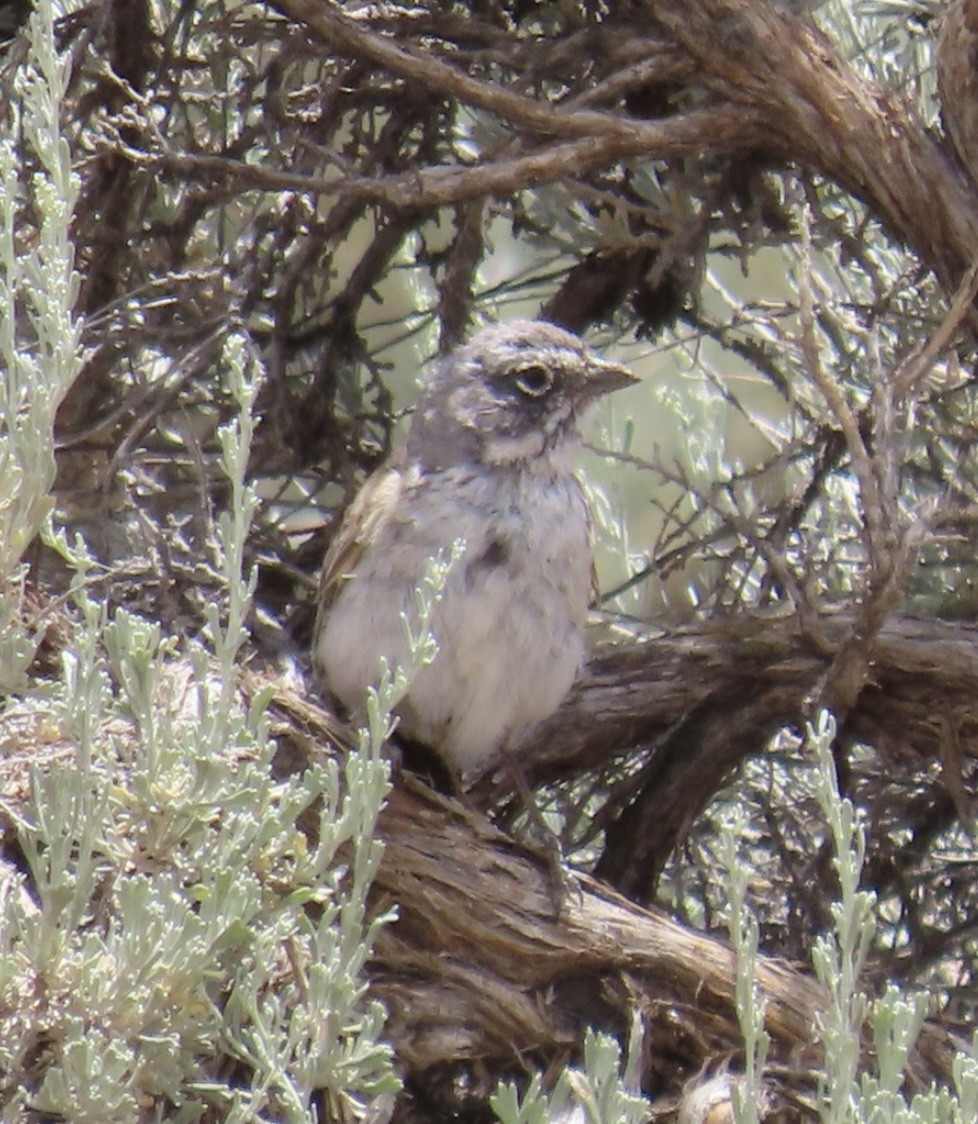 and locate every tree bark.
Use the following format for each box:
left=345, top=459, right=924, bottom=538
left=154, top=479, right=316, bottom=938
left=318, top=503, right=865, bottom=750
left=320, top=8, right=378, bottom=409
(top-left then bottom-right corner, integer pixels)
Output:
left=266, top=0, right=978, bottom=303
left=367, top=773, right=957, bottom=1118
left=469, top=613, right=978, bottom=903
left=274, top=610, right=978, bottom=1114
left=647, top=0, right=978, bottom=290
